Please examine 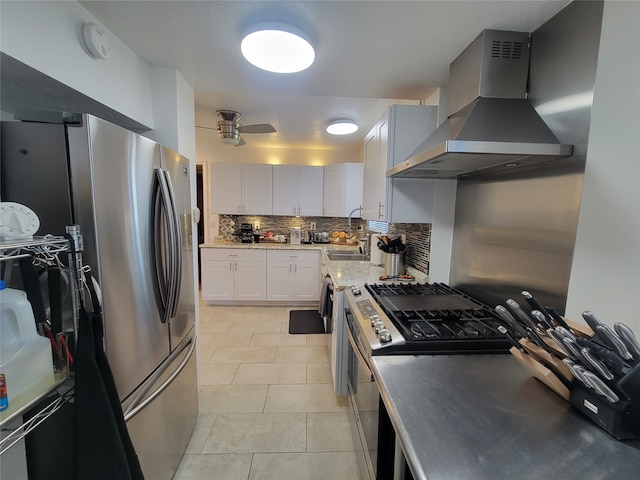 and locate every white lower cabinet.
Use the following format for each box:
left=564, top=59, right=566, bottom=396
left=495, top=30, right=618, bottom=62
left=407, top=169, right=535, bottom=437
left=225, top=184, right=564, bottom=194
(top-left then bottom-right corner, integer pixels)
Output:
left=201, top=249, right=266, bottom=302
left=266, top=250, right=320, bottom=302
